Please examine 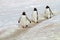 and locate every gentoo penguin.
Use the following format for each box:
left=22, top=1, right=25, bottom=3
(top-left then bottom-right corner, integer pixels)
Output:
left=44, top=6, right=54, bottom=19
left=32, top=8, right=38, bottom=23
left=18, top=12, right=31, bottom=28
